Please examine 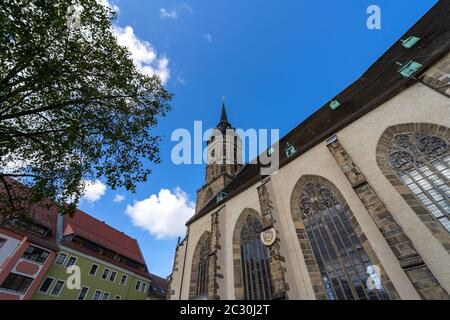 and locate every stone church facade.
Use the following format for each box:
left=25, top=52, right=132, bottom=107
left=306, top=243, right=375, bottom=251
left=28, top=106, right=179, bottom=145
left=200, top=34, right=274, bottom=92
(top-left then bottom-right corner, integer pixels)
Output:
left=168, top=3, right=450, bottom=300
